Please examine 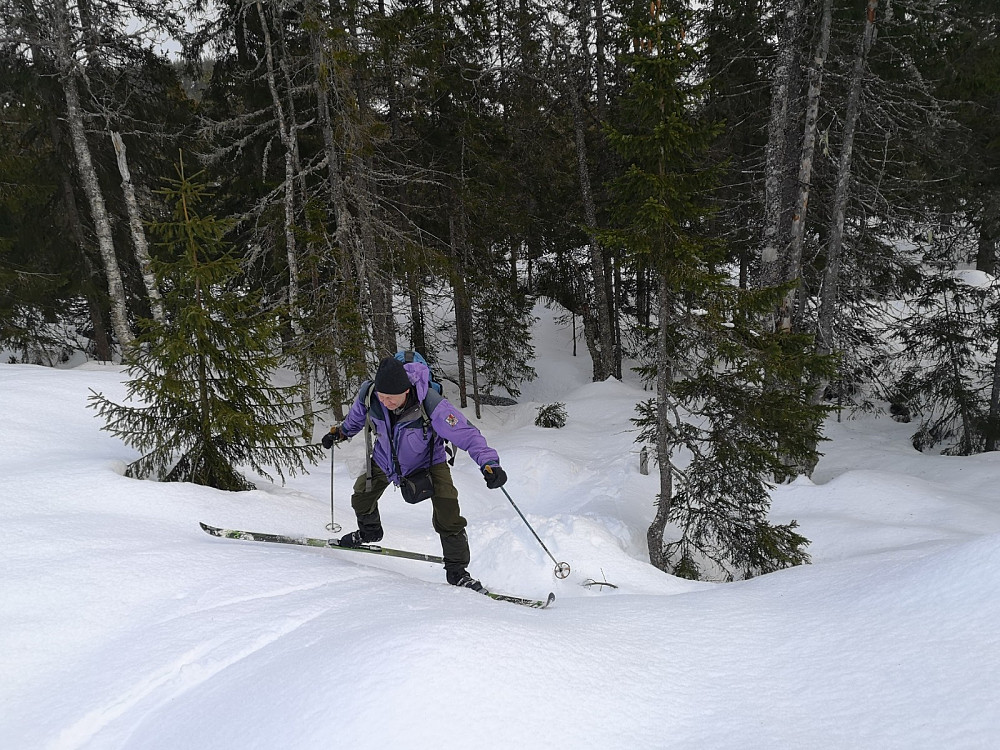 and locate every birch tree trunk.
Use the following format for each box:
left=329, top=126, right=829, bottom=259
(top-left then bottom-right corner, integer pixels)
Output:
left=53, top=0, right=133, bottom=349
left=781, top=0, right=832, bottom=333
left=257, top=1, right=313, bottom=433
left=111, top=131, right=163, bottom=322
left=816, top=0, right=879, bottom=362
